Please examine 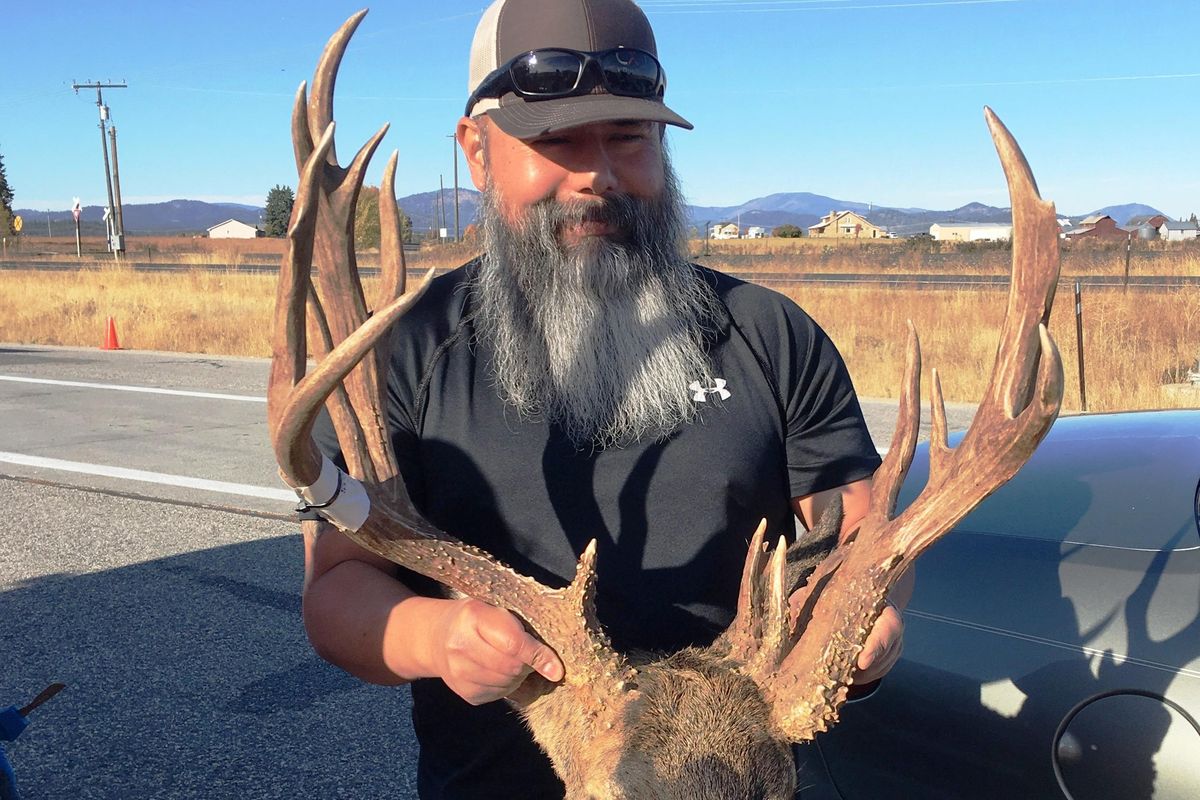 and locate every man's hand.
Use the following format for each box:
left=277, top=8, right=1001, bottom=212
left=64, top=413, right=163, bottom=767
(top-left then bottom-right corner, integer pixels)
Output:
left=793, top=481, right=911, bottom=687
left=853, top=600, right=903, bottom=684
left=431, top=599, right=565, bottom=705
